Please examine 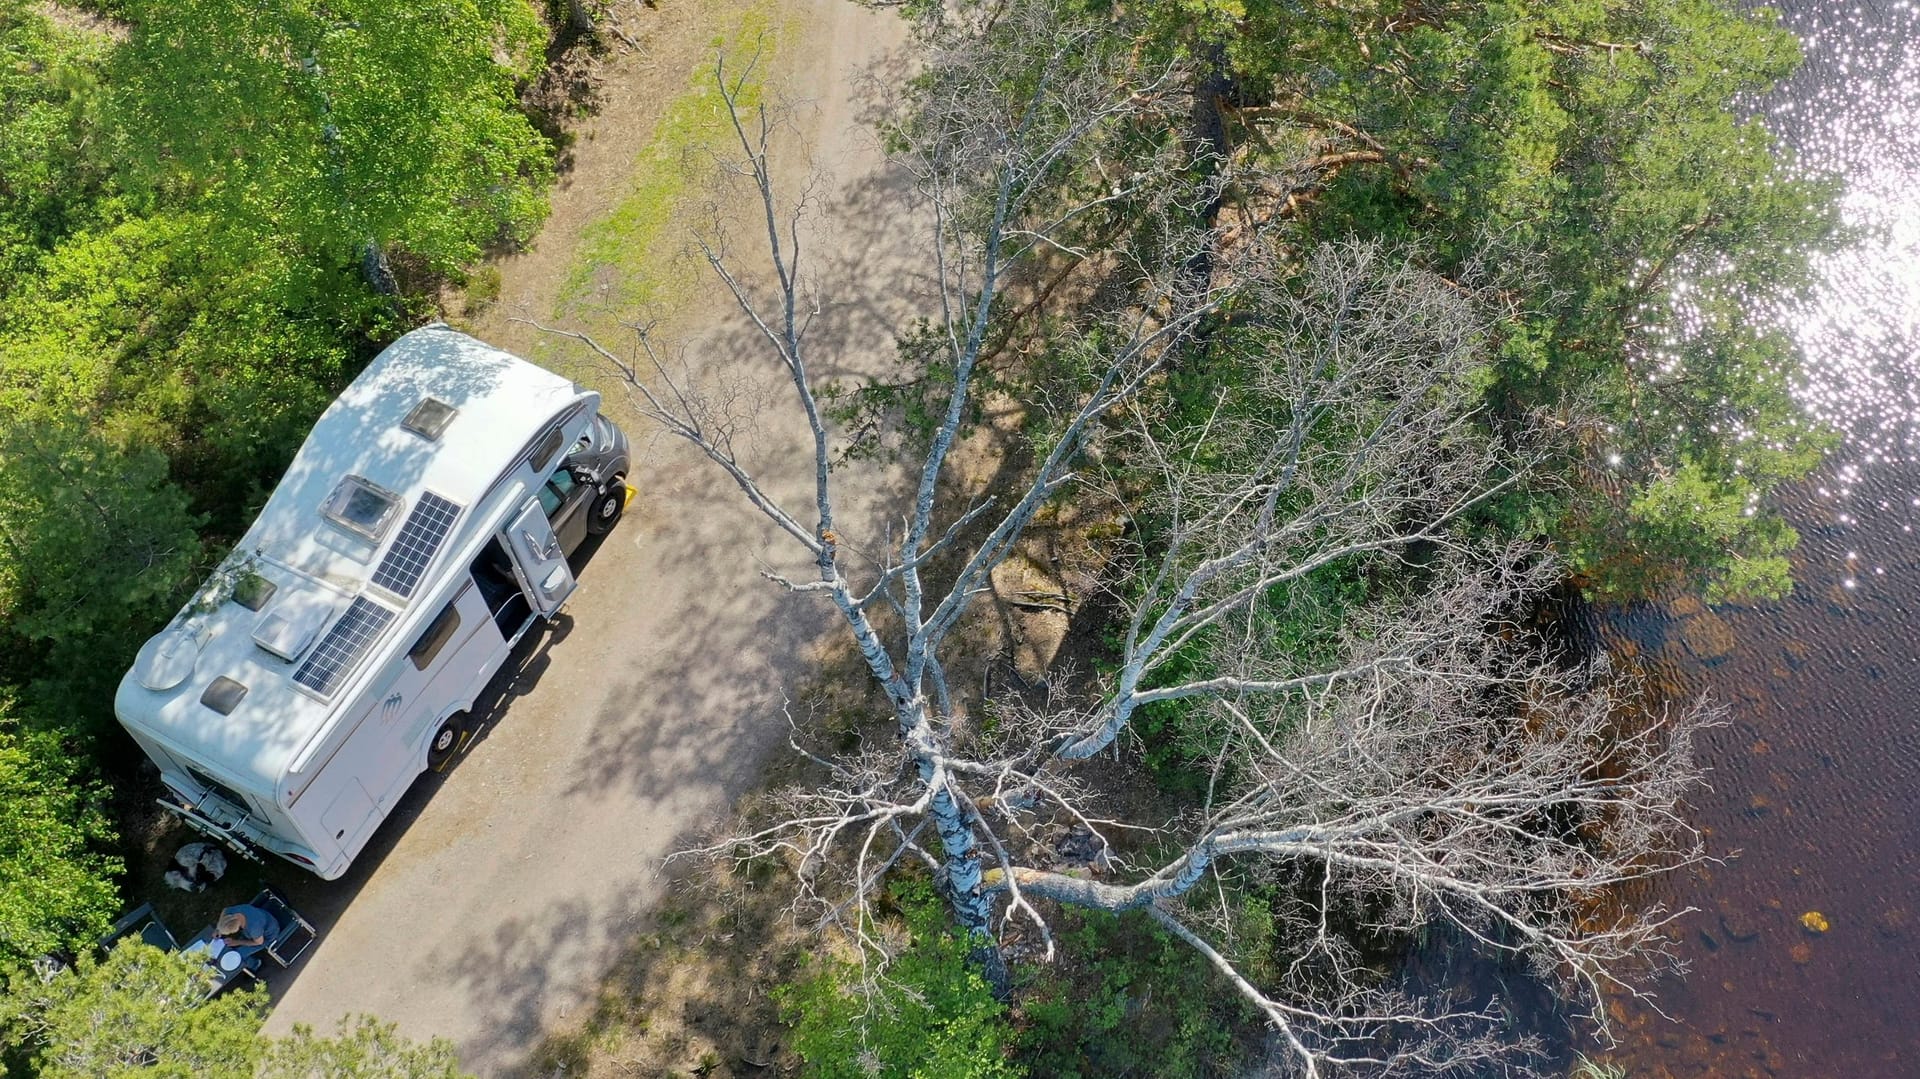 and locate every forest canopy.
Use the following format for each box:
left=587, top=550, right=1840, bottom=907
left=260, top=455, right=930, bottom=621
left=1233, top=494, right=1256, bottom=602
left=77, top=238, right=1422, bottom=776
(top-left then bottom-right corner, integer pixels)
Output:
left=1124, top=0, right=1839, bottom=601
